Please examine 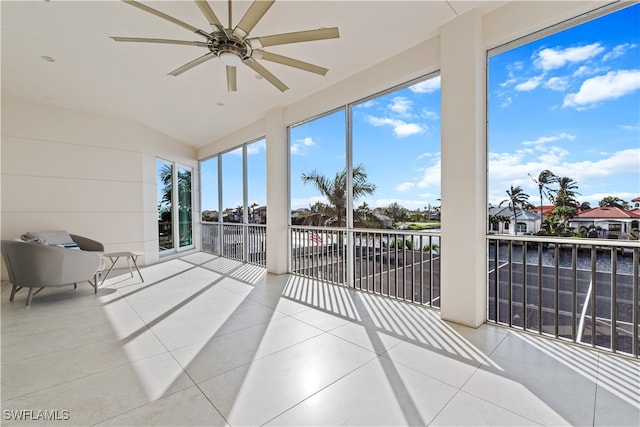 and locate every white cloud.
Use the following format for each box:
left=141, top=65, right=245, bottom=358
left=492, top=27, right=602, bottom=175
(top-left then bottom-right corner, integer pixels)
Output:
left=246, top=139, right=266, bottom=155
left=366, top=116, right=425, bottom=138
left=389, top=97, right=413, bottom=116
left=572, top=65, right=608, bottom=78
left=416, top=158, right=441, bottom=189
left=500, top=77, right=518, bottom=88
left=534, top=43, right=605, bottom=71
left=603, top=43, right=637, bottom=61
left=416, top=152, right=435, bottom=160
left=487, top=148, right=640, bottom=206
left=521, top=133, right=576, bottom=148
left=395, top=182, right=415, bottom=193
left=410, top=76, right=441, bottom=93
left=501, top=62, right=525, bottom=87
left=501, top=96, right=513, bottom=108
left=563, top=69, right=640, bottom=108
left=421, top=109, right=439, bottom=120
left=562, top=148, right=640, bottom=179
left=537, top=146, right=569, bottom=164
left=544, top=76, right=569, bottom=91
left=291, top=137, right=316, bottom=155
left=515, top=75, right=544, bottom=91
